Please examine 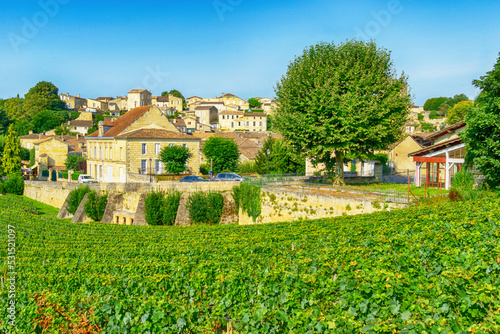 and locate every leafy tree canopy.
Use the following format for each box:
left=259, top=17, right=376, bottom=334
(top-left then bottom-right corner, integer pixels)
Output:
left=160, top=145, right=193, bottom=175
left=0, top=108, right=11, bottom=135
left=254, top=137, right=305, bottom=175
left=274, top=39, right=410, bottom=181
left=423, top=97, right=448, bottom=112
left=2, top=97, right=25, bottom=122
left=202, top=137, right=240, bottom=174
left=248, top=98, right=262, bottom=108
left=423, top=94, right=469, bottom=113
left=161, top=89, right=186, bottom=103
left=31, top=109, right=69, bottom=134
left=23, top=81, right=66, bottom=120
left=462, top=53, right=500, bottom=188
left=447, top=100, right=474, bottom=125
